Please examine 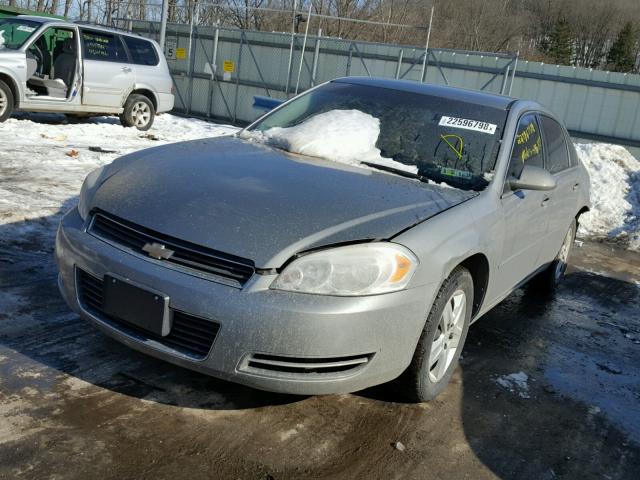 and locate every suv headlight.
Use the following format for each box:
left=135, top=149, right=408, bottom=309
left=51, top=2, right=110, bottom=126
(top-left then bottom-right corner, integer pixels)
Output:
left=271, top=243, right=418, bottom=296
left=78, top=166, right=105, bottom=220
